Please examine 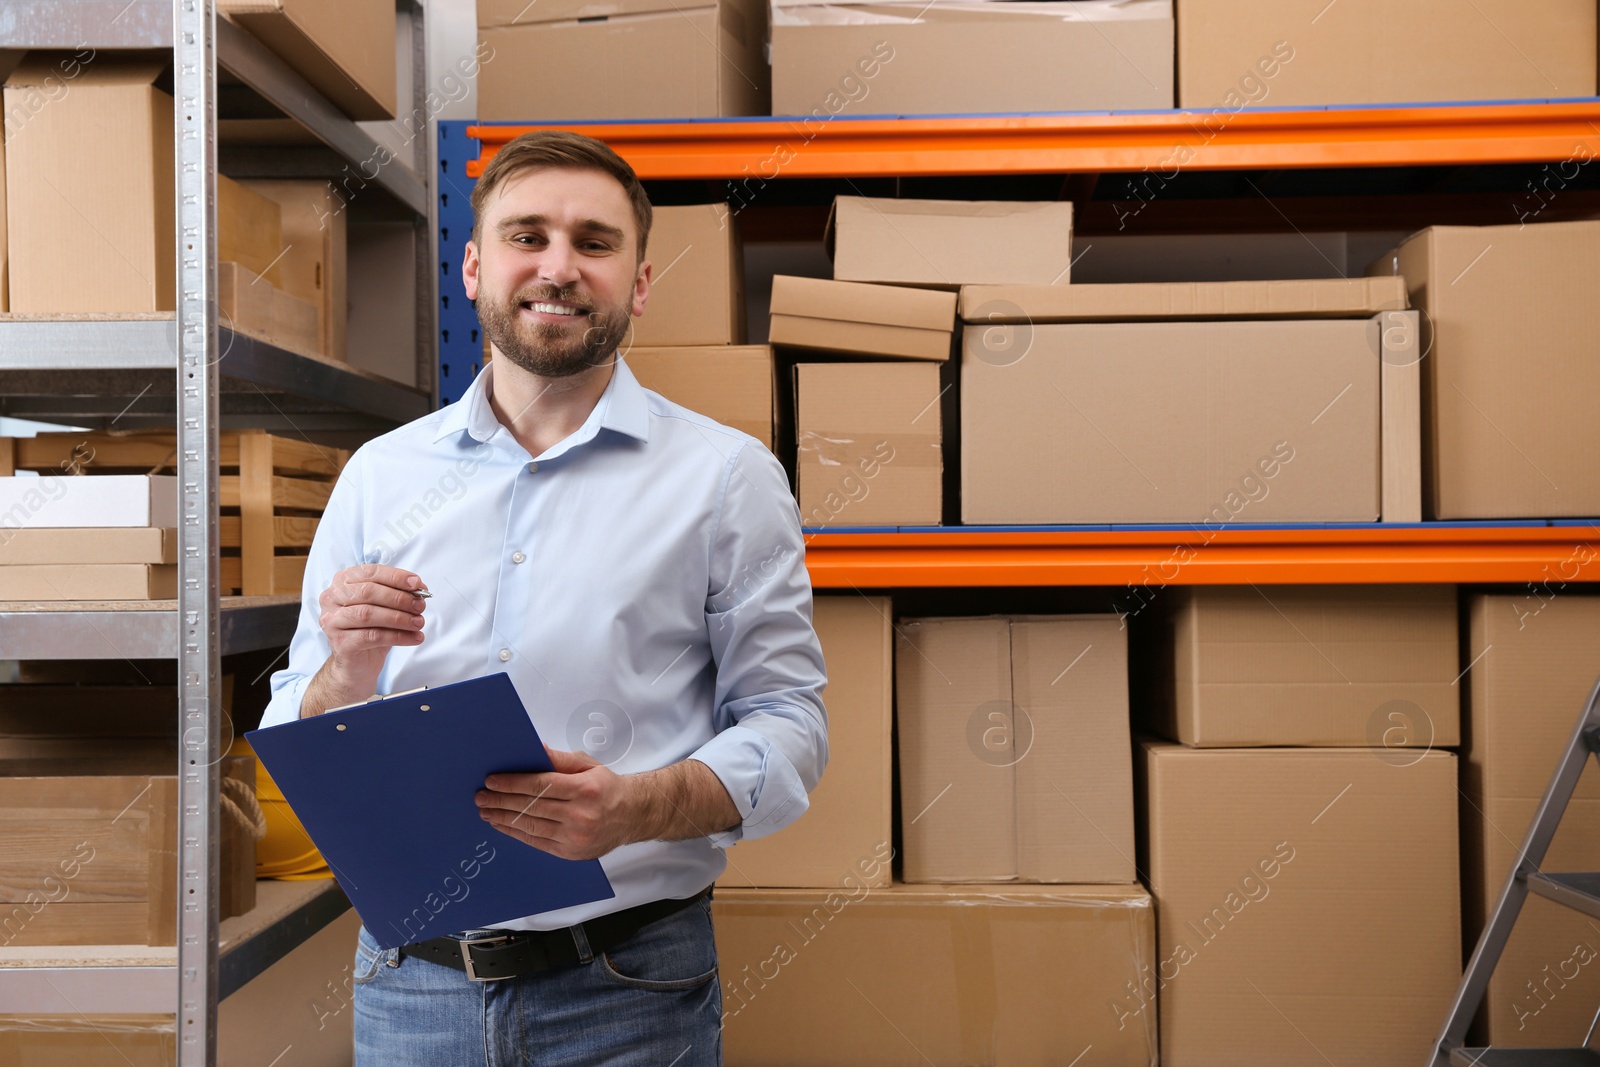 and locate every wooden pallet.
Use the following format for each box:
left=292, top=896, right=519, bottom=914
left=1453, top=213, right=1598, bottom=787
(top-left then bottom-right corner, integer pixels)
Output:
left=4, top=431, right=348, bottom=597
